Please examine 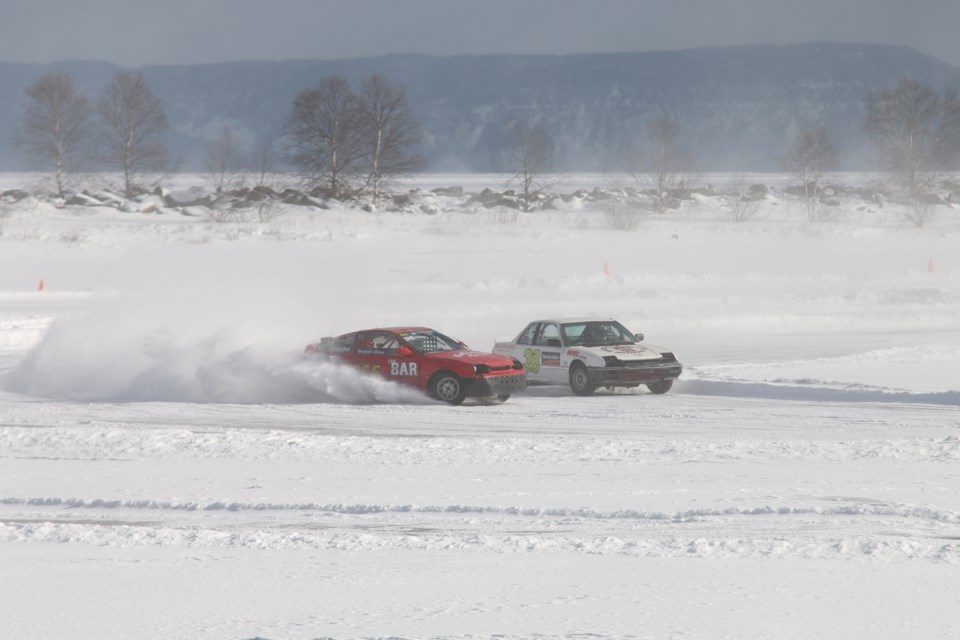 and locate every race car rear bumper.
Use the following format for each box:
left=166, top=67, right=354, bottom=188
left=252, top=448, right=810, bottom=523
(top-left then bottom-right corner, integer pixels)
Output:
left=466, top=372, right=527, bottom=397
left=587, top=363, right=683, bottom=386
